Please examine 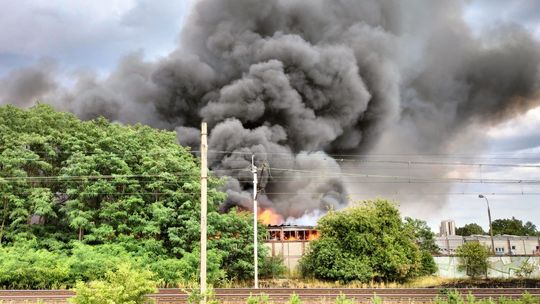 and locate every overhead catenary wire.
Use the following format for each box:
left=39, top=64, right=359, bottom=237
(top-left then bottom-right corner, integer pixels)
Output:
left=11, top=148, right=540, bottom=161
left=1, top=166, right=540, bottom=185
left=200, top=149, right=540, bottom=161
